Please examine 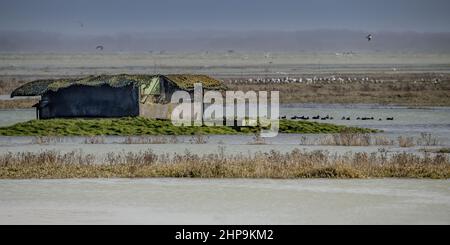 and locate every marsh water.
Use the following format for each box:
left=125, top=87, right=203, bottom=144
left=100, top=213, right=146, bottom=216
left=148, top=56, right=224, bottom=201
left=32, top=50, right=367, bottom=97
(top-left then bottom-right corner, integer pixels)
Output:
left=0, top=178, right=449, bottom=225
left=1, top=53, right=449, bottom=224
left=0, top=104, right=449, bottom=158
left=1, top=53, right=449, bottom=155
